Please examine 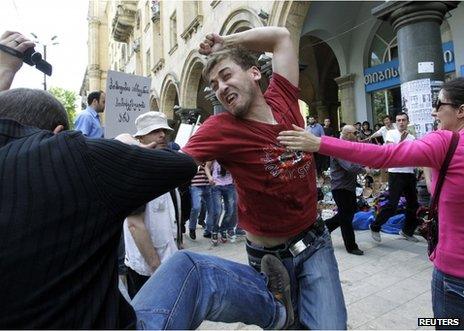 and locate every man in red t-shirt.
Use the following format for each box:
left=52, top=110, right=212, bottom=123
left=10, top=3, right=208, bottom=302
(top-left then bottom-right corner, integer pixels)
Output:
left=179, top=27, right=347, bottom=329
